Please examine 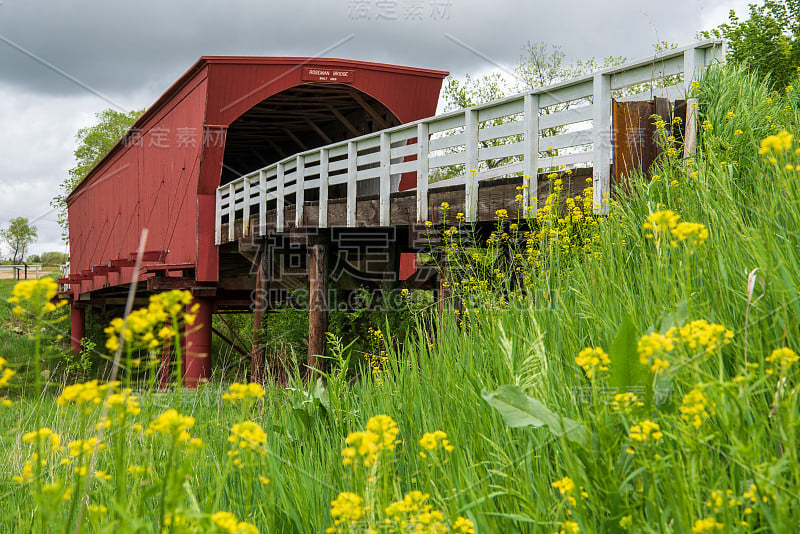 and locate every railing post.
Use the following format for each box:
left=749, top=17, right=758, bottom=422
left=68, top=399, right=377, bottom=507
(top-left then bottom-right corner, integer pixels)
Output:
left=258, top=169, right=266, bottom=235
left=347, top=141, right=357, bottom=228
left=215, top=187, right=222, bottom=244
left=242, top=174, right=251, bottom=237
left=319, top=148, right=329, bottom=228
left=295, top=154, right=305, bottom=228
left=683, top=45, right=706, bottom=158
left=416, top=122, right=429, bottom=223
left=277, top=161, right=285, bottom=232
left=379, top=132, right=391, bottom=226
left=227, top=182, right=235, bottom=242
left=592, top=72, right=612, bottom=214
left=522, top=93, right=539, bottom=217
left=465, top=108, right=479, bottom=222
